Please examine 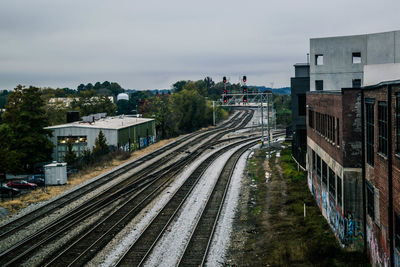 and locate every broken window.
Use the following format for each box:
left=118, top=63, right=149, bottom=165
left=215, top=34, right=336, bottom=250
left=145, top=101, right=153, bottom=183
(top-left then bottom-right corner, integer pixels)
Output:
left=378, top=101, right=388, bottom=156
left=352, top=52, right=361, bottom=64
left=366, top=181, right=375, bottom=220
left=365, top=100, right=375, bottom=166
left=312, top=150, right=316, bottom=171
left=396, top=213, right=400, bottom=250
left=322, top=161, right=327, bottom=186
left=329, top=167, right=335, bottom=197
left=337, top=175, right=342, bottom=207
left=315, top=54, right=324, bottom=65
